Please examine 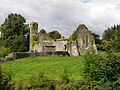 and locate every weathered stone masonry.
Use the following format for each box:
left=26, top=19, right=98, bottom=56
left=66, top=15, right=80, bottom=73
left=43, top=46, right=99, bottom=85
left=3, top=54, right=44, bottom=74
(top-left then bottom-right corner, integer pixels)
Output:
left=29, top=22, right=97, bottom=56
left=67, top=24, right=97, bottom=56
